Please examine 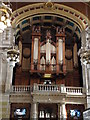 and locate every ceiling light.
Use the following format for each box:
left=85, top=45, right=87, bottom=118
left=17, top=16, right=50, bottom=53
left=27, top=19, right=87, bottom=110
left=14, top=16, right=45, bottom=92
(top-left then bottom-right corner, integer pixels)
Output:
left=0, top=1, right=12, bottom=33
